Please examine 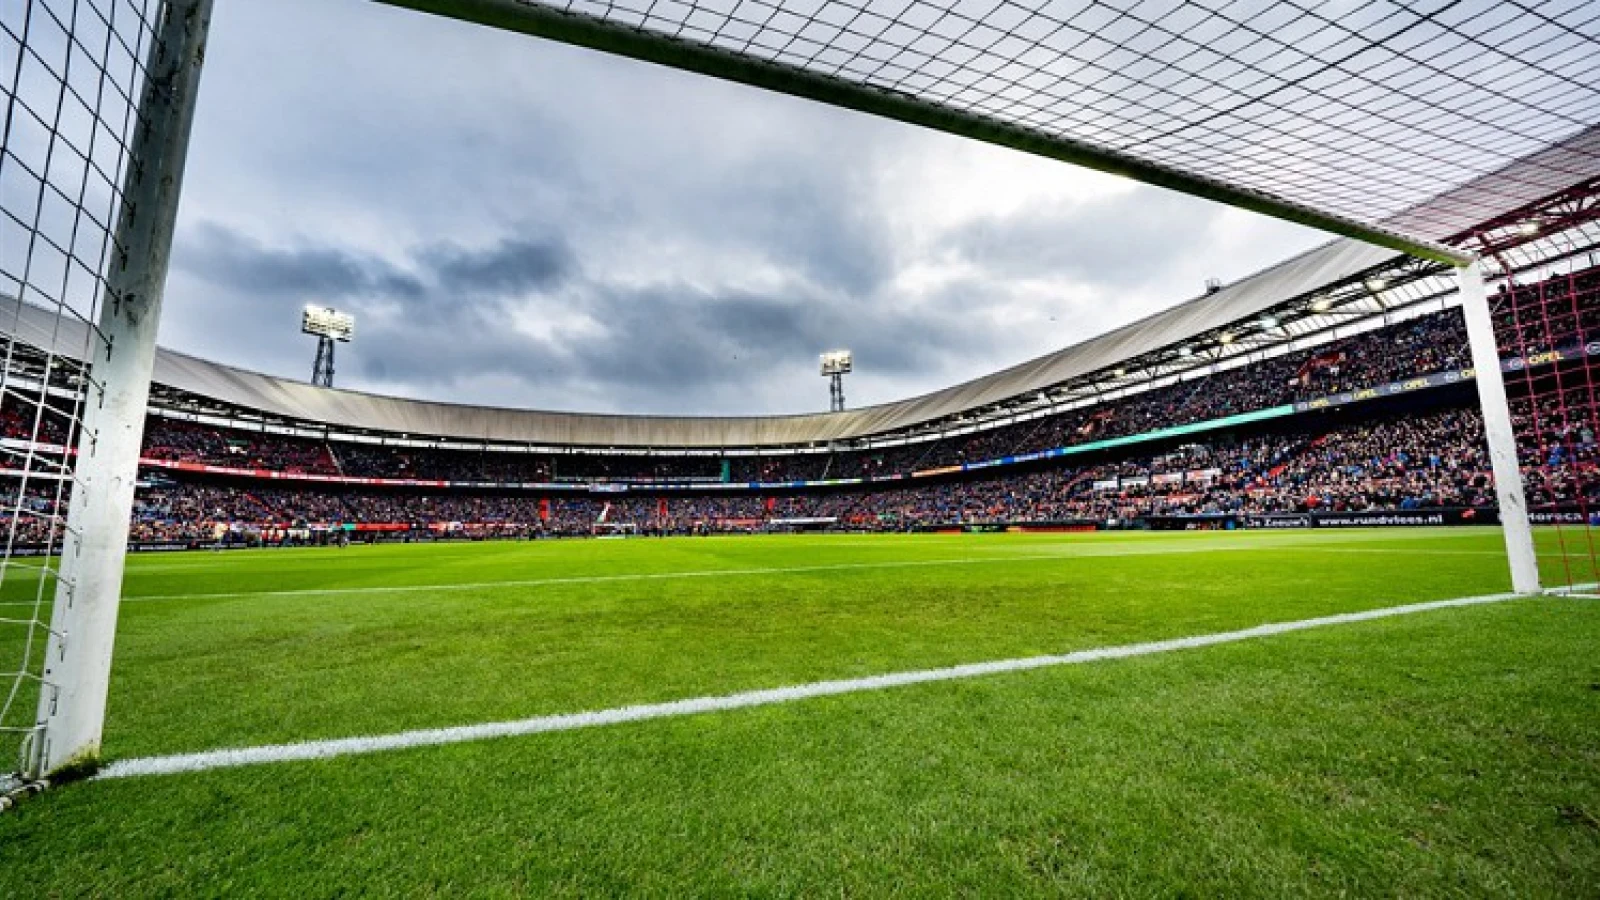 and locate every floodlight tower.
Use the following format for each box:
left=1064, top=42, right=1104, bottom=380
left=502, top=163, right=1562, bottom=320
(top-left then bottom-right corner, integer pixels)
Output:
left=302, top=306, right=354, bottom=388
left=820, top=350, right=852, bottom=412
